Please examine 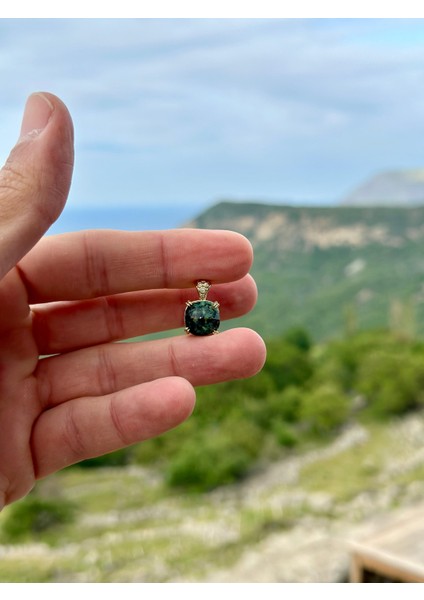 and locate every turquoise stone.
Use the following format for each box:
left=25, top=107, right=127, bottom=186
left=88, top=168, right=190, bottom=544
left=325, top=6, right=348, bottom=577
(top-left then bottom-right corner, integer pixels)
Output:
left=185, top=300, right=220, bottom=336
